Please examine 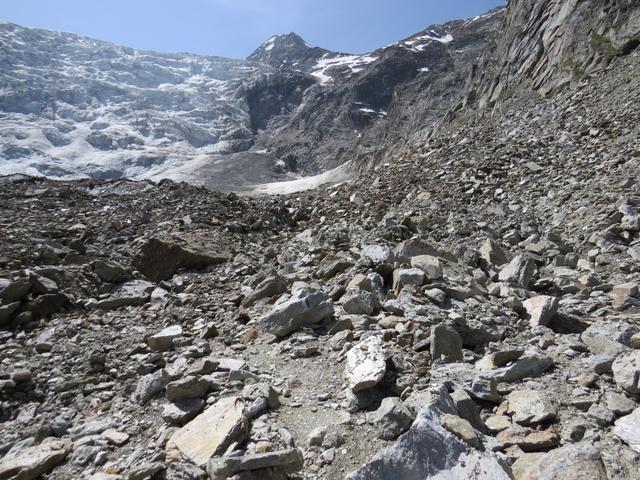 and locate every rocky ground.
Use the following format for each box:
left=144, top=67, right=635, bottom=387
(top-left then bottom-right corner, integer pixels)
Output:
left=1, top=24, right=640, bottom=480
